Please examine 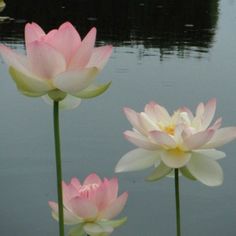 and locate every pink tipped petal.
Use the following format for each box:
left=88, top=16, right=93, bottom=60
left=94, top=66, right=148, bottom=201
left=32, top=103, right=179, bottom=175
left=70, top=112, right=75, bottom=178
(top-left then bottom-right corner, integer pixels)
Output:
left=139, top=112, right=158, bottom=132
left=179, top=106, right=194, bottom=120
left=28, top=41, right=66, bottom=79
left=203, top=127, right=236, bottom=148
left=210, top=117, right=222, bottom=130
left=202, top=98, right=216, bottom=129
left=115, top=148, right=160, bottom=173
left=68, top=27, right=97, bottom=70
left=100, top=192, right=128, bottom=220
left=87, top=45, right=113, bottom=70
left=83, top=173, right=102, bottom=186
left=124, top=130, right=158, bottom=150
left=149, top=130, right=176, bottom=148
left=45, top=22, right=81, bottom=63
left=53, top=67, right=98, bottom=94
left=25, top=22, right=45, bottom=46
left=186, top=152, right=223, bottom=186
left=195, top=102, right=204, bottom=117
left=161, top=149, right=191, bottom=168
left=123, top=107, right=146, bottom=135
left=154, top=103, right=171, bottom=121
left=144, top=101, right=159, bottom=122
left=70, top=198, right=98, bottom=220
left=183, top=129, right=215, bottom=150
